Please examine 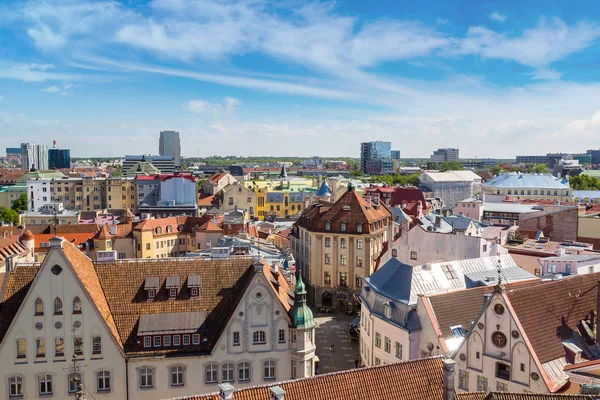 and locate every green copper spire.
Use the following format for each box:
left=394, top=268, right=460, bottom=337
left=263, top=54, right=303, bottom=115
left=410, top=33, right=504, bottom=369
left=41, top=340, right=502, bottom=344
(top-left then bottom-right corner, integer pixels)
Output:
left=289, top=274, right=316, bottom=329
